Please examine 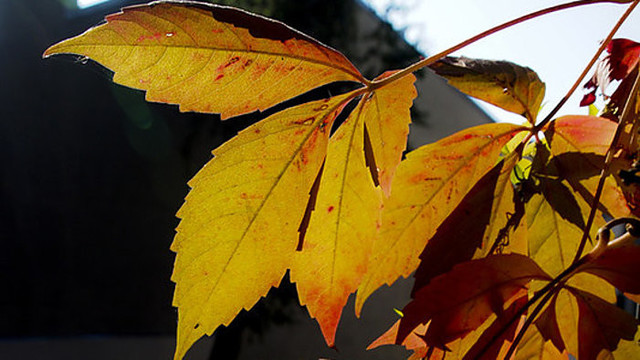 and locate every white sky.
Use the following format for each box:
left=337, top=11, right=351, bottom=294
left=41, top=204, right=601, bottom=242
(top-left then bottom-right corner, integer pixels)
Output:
left=362, top=0, right=640, bottom=124
left=77, top=0, right=110, bottom=9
